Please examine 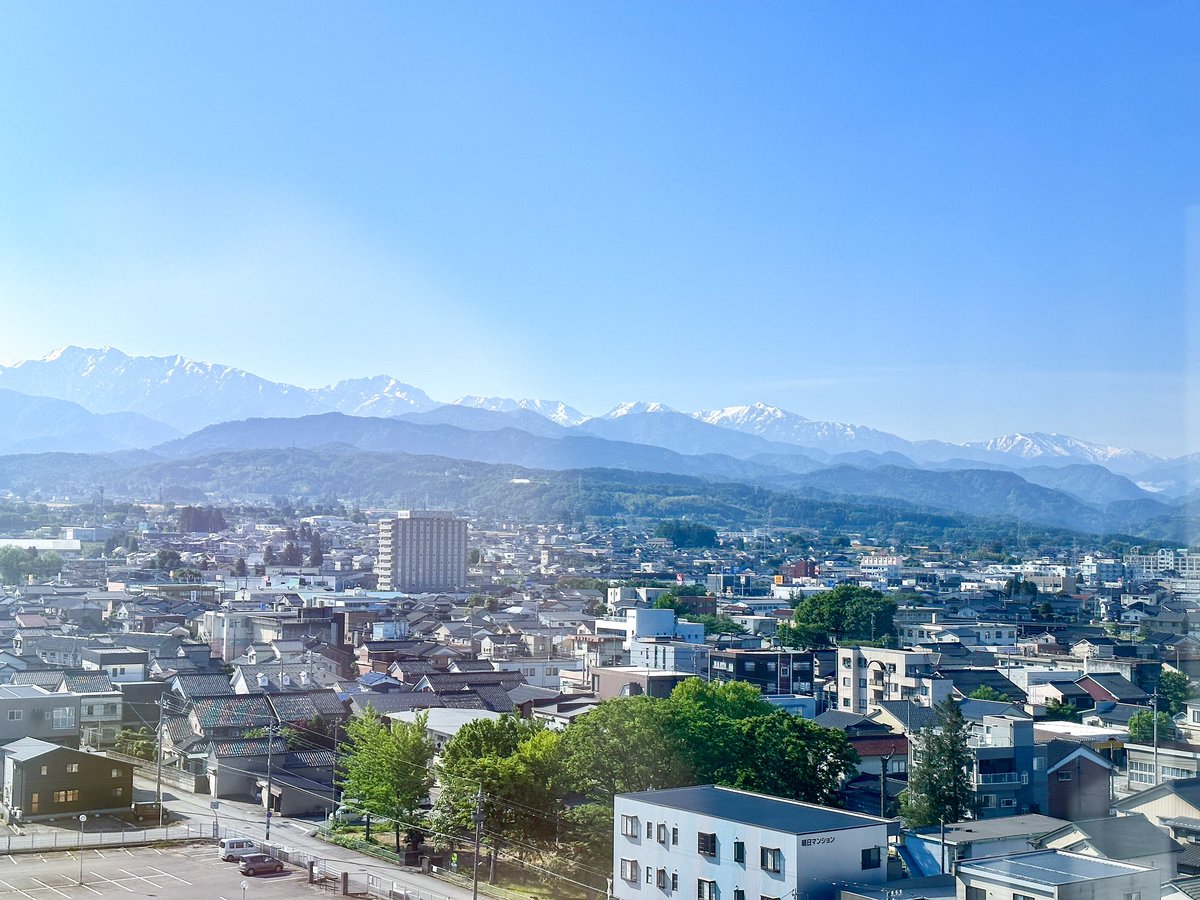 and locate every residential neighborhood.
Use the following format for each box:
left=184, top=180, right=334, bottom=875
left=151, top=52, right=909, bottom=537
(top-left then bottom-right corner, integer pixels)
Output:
left=0, top=499, right=1196, bottom=898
